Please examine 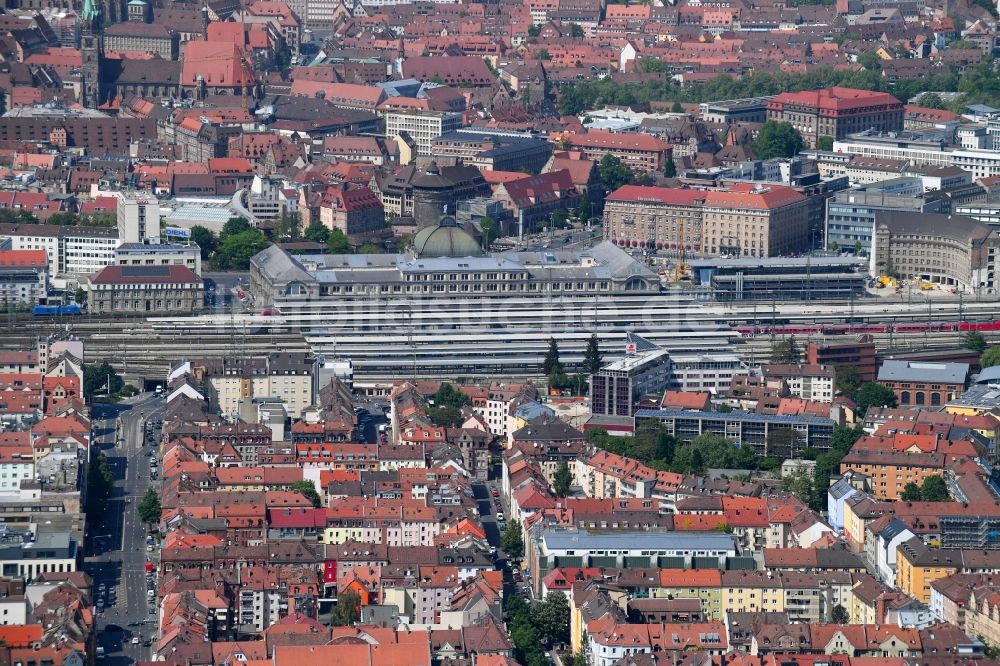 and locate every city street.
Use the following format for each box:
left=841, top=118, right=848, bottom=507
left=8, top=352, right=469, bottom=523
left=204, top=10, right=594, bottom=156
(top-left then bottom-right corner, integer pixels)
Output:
left=86, top=392, right=166, bottom=664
